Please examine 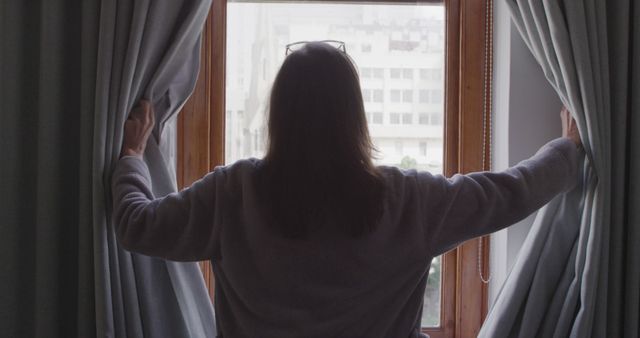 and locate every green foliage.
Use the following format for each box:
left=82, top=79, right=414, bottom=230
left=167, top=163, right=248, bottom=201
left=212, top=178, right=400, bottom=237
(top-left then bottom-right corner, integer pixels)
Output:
left=399, top=156, right=418, bottom=169
left=422, top=256, right=442, bottom=327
